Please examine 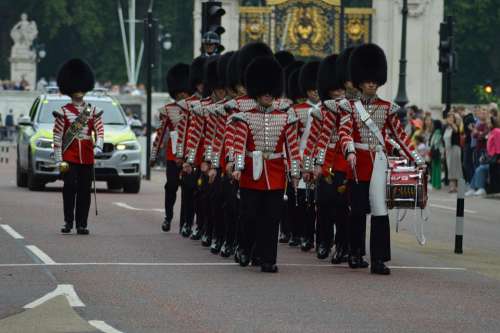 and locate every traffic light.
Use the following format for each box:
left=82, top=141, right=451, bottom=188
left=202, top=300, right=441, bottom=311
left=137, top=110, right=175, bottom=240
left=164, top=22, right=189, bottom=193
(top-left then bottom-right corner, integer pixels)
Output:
left=484, top=81, right=494, bottom=95
left=202, top=1, right=225, bottom=36
left=438, top=16, right=457, bottom=73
